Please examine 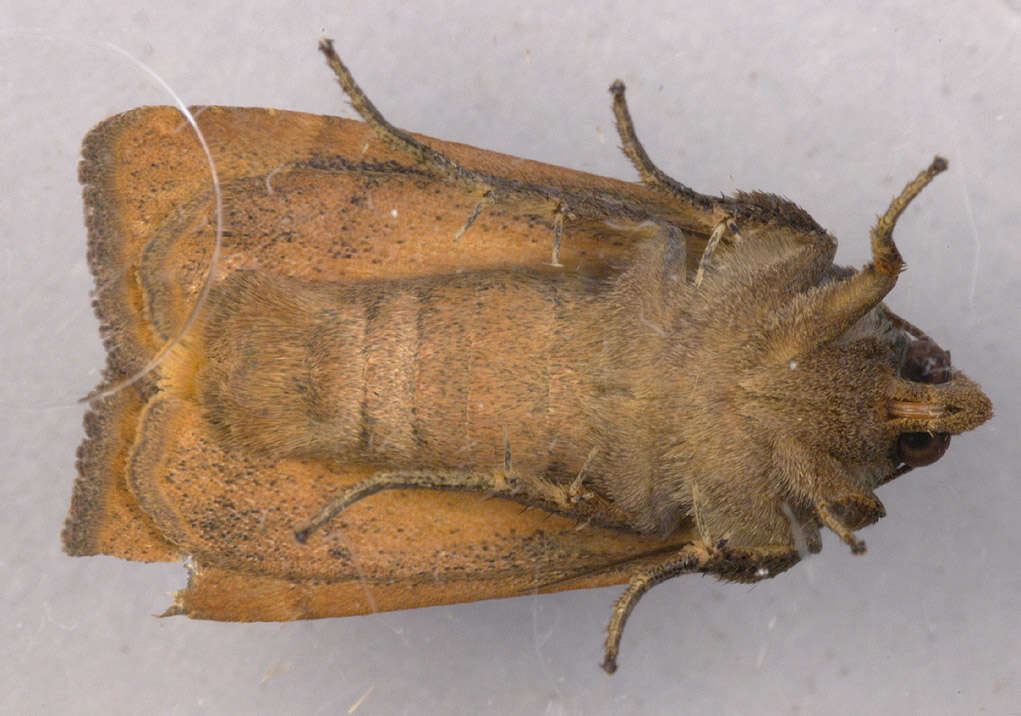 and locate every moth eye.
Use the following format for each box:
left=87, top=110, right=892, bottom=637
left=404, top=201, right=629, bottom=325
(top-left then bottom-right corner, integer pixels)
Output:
left=896, top=339, right=952, bottom=465
left=897, top=431, right=951, bottom=467
left=900, top=338, right=951, bottom=384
